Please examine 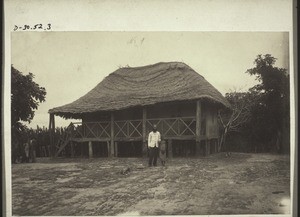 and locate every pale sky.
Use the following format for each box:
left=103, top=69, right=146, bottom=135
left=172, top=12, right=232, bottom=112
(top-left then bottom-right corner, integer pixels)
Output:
left=11, top=32, right=289, bottom=128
